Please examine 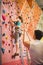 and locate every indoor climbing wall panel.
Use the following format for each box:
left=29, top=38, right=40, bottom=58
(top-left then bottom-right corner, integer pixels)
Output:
left=20, top=0, right=42, bottom=38
left=1, top=0, right=42, bottom=65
